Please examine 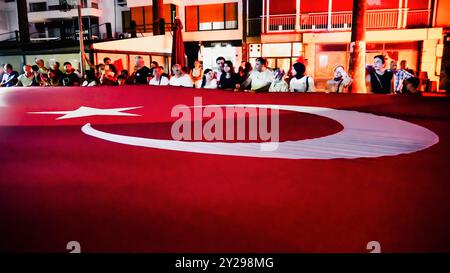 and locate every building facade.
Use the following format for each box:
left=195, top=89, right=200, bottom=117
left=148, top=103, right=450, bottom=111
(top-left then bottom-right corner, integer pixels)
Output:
left=0, top=0, right=19, bottom=42
left=125, top=0, right=243, bottom=70
left=2, top=0, right=449, bottom=91
left=0, top=0, right=129, bottom=42
left=0, top=0, right=130, bottom=72
left=245, top=0, right=448, bottom=91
